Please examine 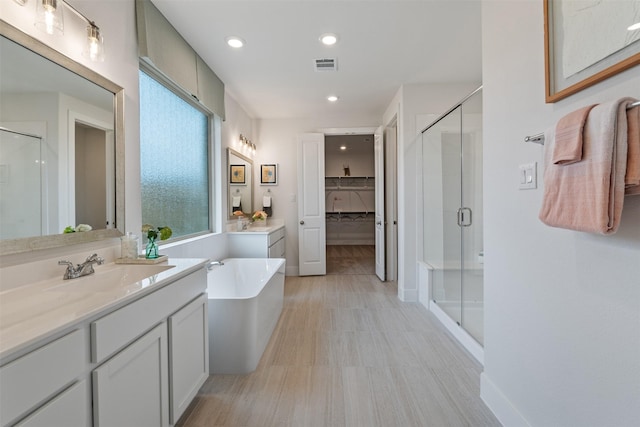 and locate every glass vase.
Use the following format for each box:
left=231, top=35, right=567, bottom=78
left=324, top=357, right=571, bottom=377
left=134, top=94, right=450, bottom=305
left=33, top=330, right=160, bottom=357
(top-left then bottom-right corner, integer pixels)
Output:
left=145, top=237, right=159, bottom=259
